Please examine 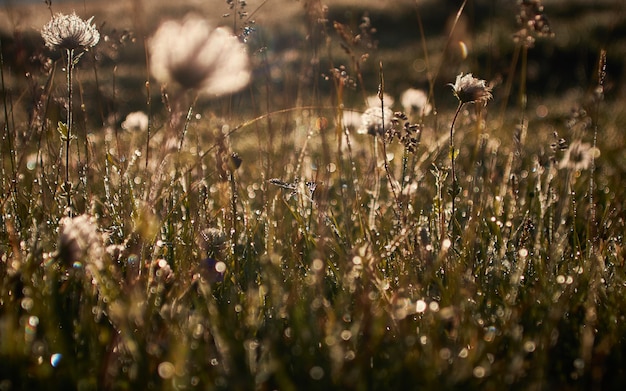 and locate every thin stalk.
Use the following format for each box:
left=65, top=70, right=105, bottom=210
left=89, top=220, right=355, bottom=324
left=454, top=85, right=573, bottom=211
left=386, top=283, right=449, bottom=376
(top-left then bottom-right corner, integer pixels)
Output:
left=378, top=62, right=400, bottom=222
left=144, top=42, right=152, bottom=170
left=178, top=94, right=199, bottom=152
left=65, top=48, right=75, bottom=214
left=449, top=101, right=464, bottom=237
left=0, top=38, right=18, bottom=205
left=589, top=49, right=606, bottom=254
